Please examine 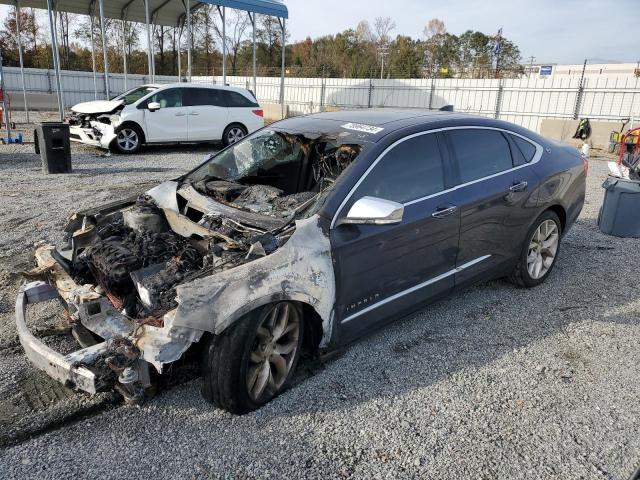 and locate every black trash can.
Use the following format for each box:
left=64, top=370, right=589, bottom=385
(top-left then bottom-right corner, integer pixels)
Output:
left=598, top=175, right=640, bottom=238
left=36, top=122, right=71, bottom=174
